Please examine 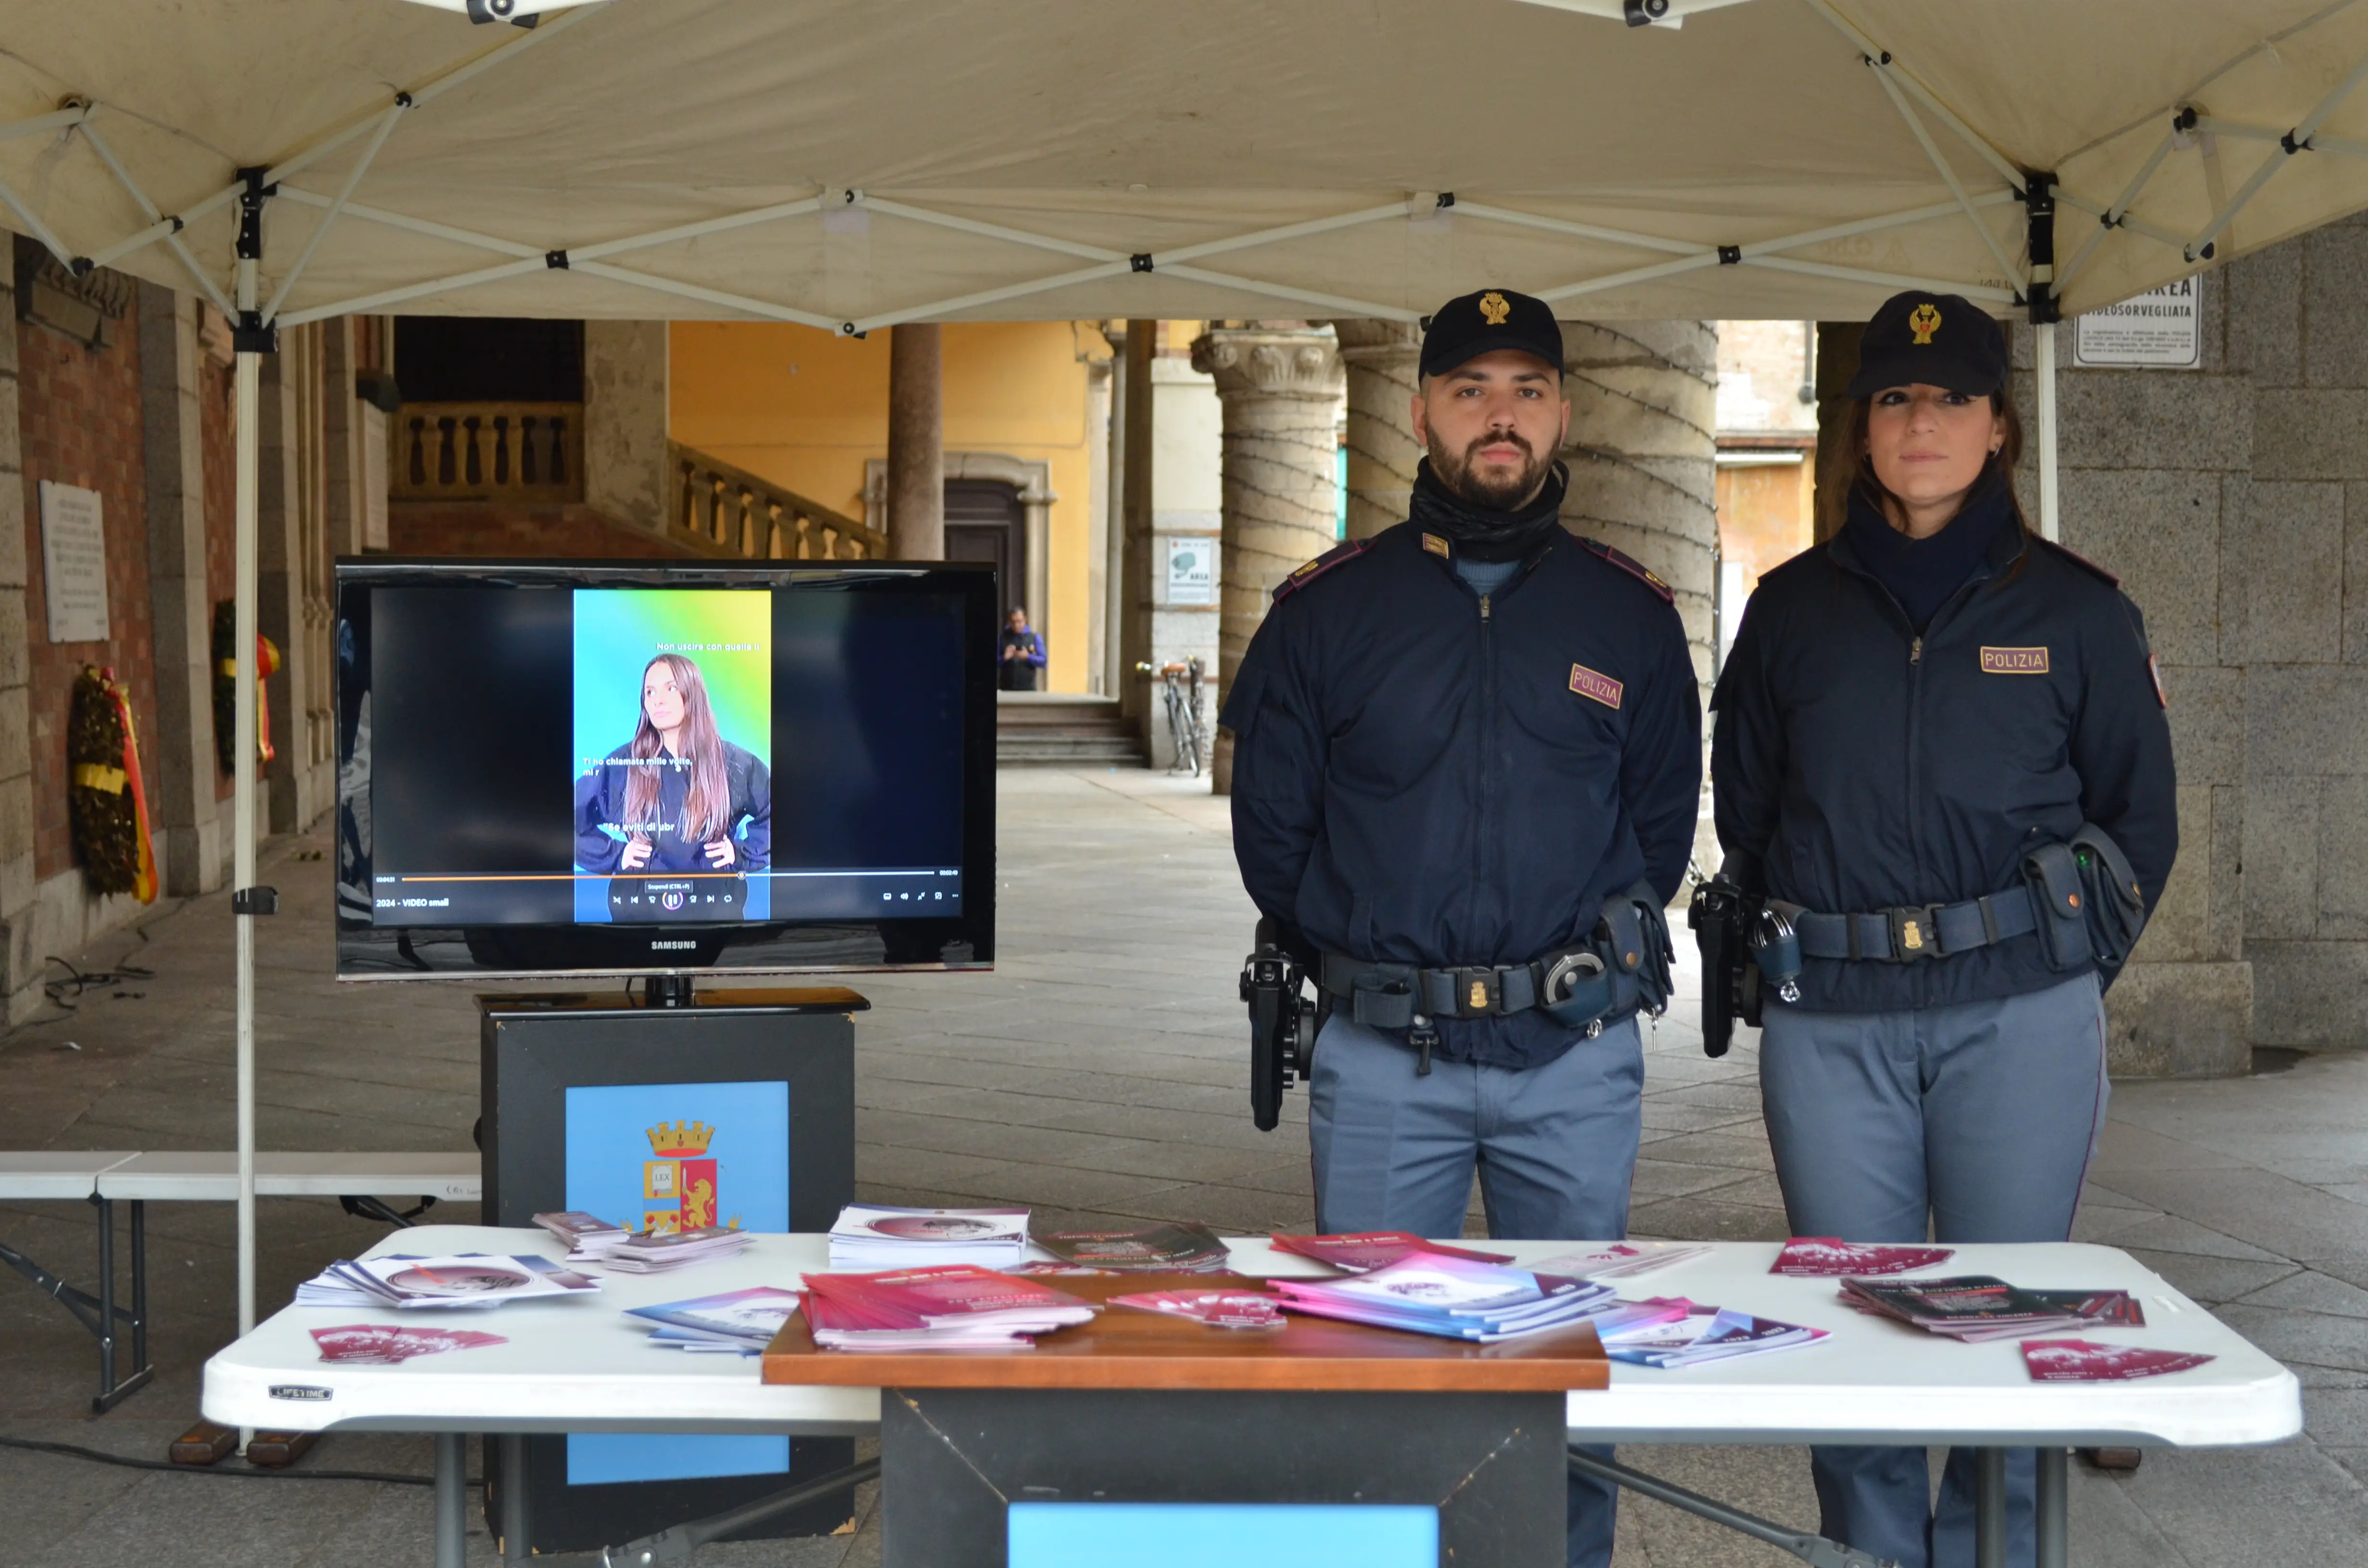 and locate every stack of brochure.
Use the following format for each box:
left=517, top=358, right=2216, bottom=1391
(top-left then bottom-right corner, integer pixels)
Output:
left=799, top=1264, right=1099, bottom=1351
left=1839, top=1276, right=2145, bottom=1343
left=294, top=1253, right=600, bottom=1311
left=1267, top=1232, right=1513, bottom=1274
left=1270, top=1251, right=1615, bottom=1342
left=827, top=1205, right=1031, bottom=1271
left=598, top=1225, right=754, bottom=1274
left=1594, top=1298, right=1828, bottom=1367
left=1531, top=1242, right=1712, bottom=1281
left=1772, top=1238, right=1954, bottom=1276
left=1029, top=1221, right=1232, bottom=1274
left=534, top=1211, right=630, bottom=1262
left=625, top=1286, right=805, bottom=1355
